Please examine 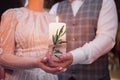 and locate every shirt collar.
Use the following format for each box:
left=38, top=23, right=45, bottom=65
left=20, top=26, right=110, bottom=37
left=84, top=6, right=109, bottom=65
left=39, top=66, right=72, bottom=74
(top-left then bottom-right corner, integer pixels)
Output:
left=68, top=0, right=85, bottom=3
